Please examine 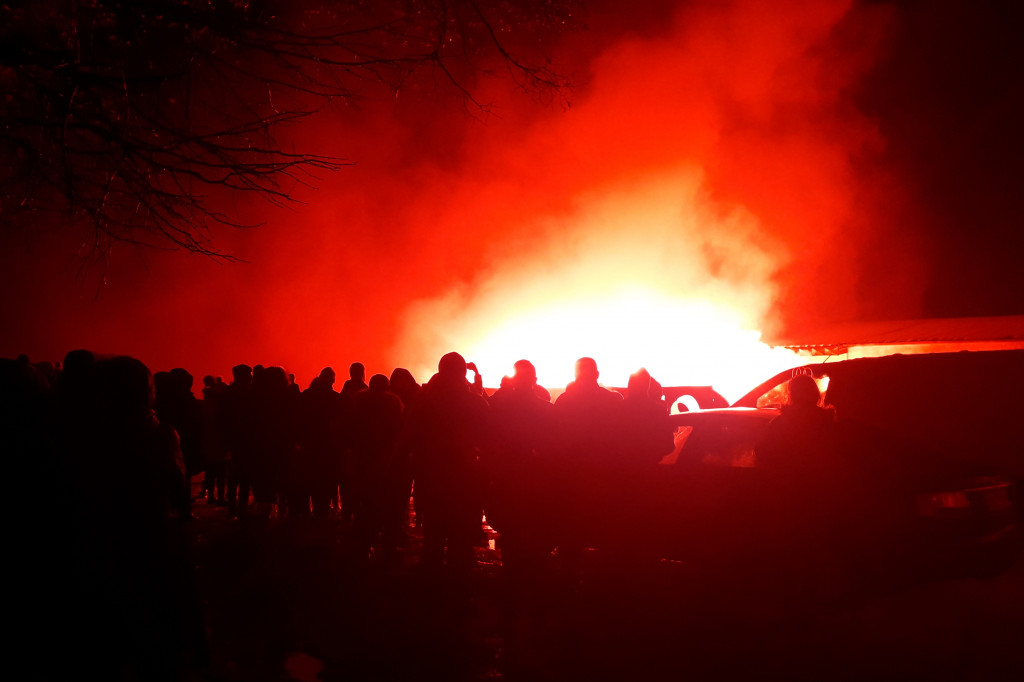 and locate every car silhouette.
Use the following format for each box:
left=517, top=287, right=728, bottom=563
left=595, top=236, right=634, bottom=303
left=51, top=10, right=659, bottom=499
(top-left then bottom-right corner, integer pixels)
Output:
left=556, top=350, right=1021, bottom=598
